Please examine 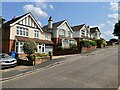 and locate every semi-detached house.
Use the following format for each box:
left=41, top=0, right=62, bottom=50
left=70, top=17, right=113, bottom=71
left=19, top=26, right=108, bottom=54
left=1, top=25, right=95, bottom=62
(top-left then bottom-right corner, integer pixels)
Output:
left=2, top=12, right=54, bottom=57
left=42, top=17, right=77, bottom=54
